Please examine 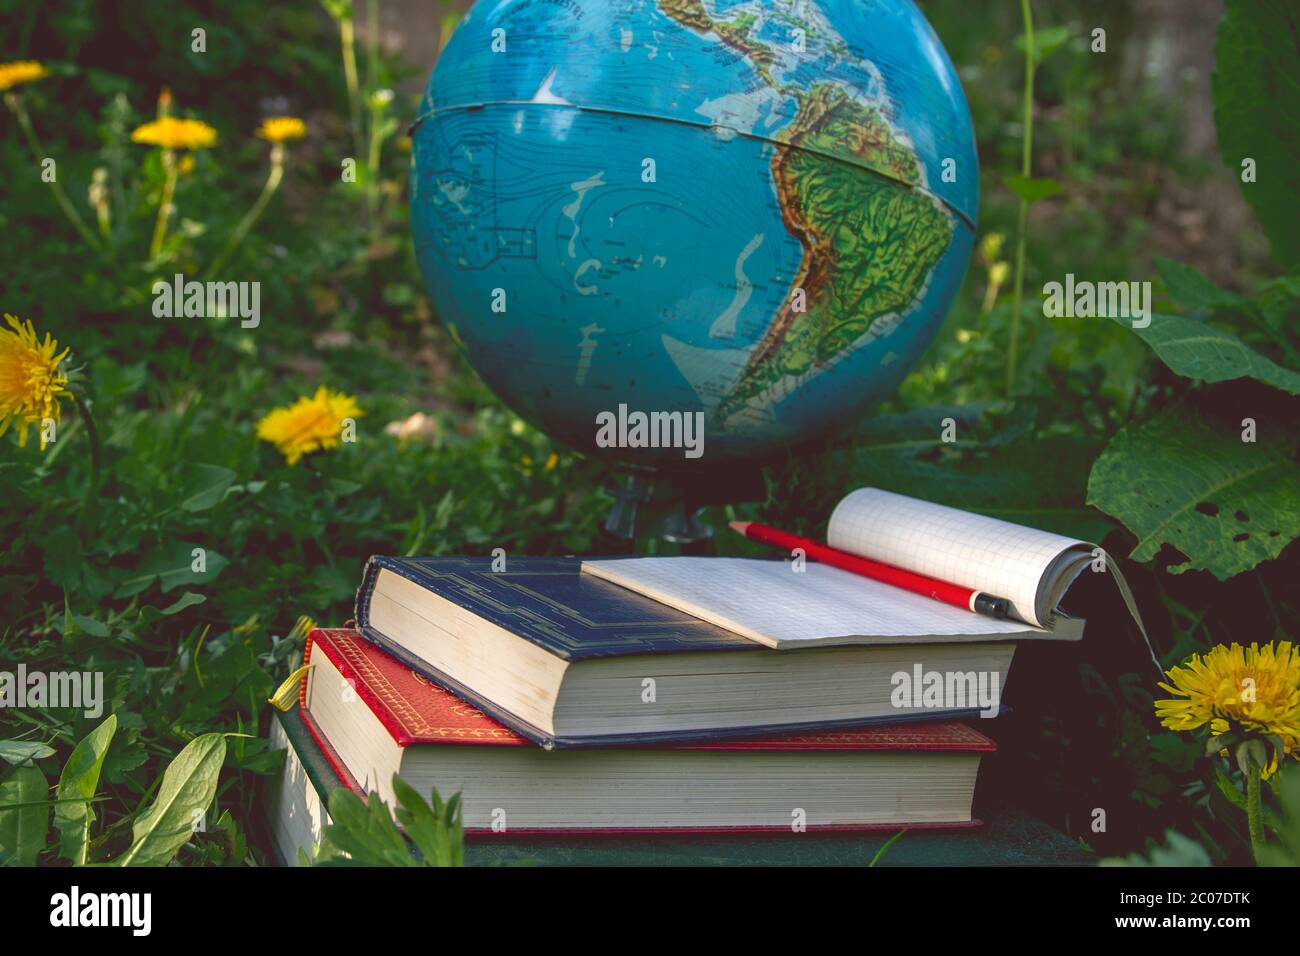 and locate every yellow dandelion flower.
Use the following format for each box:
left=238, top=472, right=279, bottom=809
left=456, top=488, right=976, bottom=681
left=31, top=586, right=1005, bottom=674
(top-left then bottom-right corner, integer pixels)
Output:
left=256, top=386, right=363, bottom=466
left=978, top=231, right=1005, bottom=262
left=0, top=314, right=71, bottom=450
left=256, top=116, right=307, bottom=143
left=1155, top=641, right=1300, bottom=776
left=287, top=614, right=316, bottom=643
left=131, top=116, right=218, bottom=151
left=0, top=61, right=47, bottom=91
